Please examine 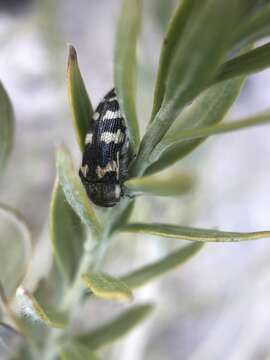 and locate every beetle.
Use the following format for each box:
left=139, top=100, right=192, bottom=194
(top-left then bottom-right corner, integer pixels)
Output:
left=79, top=88, right=131, bottom=207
